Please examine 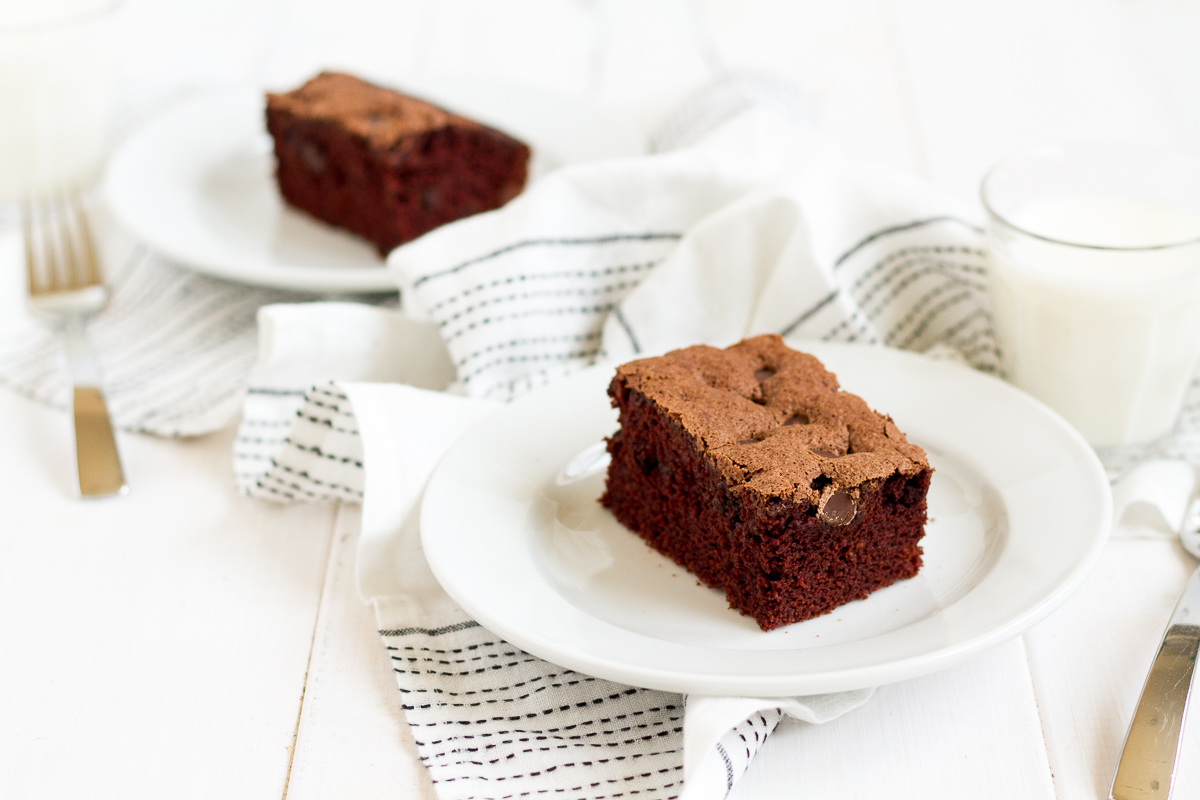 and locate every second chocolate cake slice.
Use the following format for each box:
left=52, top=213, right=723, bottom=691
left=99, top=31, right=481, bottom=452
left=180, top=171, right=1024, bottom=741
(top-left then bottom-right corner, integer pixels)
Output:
left=600, top=334, right=932, bottom=631
left=266, top=72, right=531, bottom=255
